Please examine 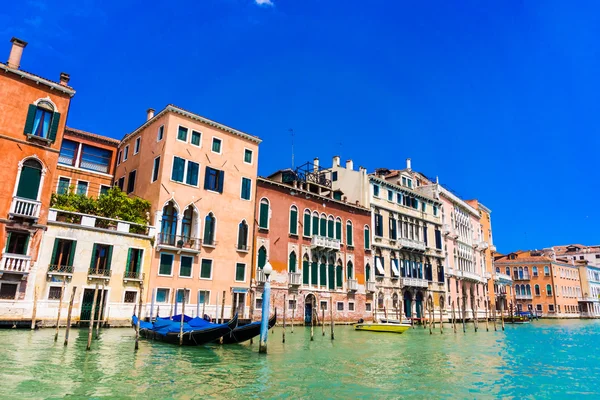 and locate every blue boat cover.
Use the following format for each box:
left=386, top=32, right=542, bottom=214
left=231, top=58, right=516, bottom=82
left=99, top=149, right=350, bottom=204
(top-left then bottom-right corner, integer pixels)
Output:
left=132, top=315, right=228, bottom=336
